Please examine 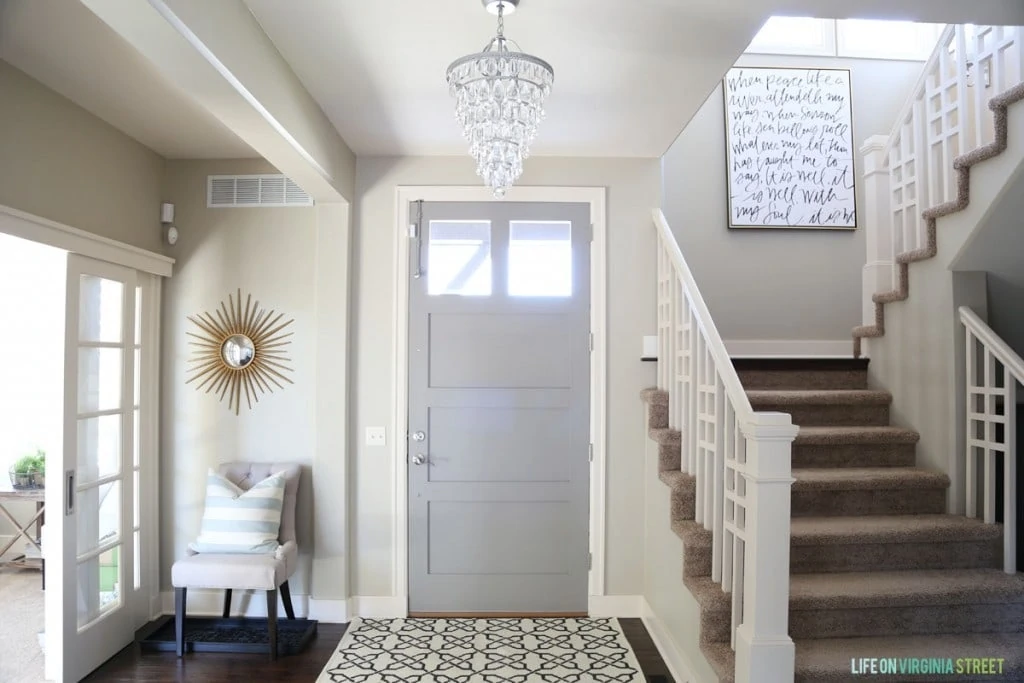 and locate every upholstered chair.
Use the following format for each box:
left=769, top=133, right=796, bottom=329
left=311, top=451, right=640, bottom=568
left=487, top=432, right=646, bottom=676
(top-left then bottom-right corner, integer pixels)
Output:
left=171, top=462, right=302, bottom=660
